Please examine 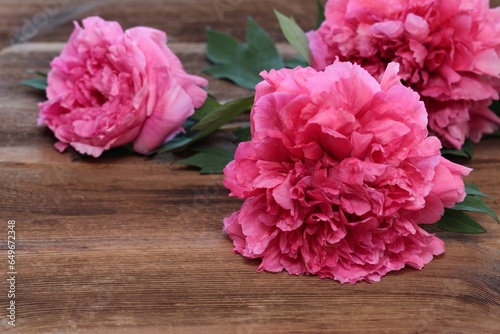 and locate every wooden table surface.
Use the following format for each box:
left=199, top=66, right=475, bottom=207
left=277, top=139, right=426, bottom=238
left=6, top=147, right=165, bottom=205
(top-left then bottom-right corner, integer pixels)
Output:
left=0, top=1, right=499, bottom=333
